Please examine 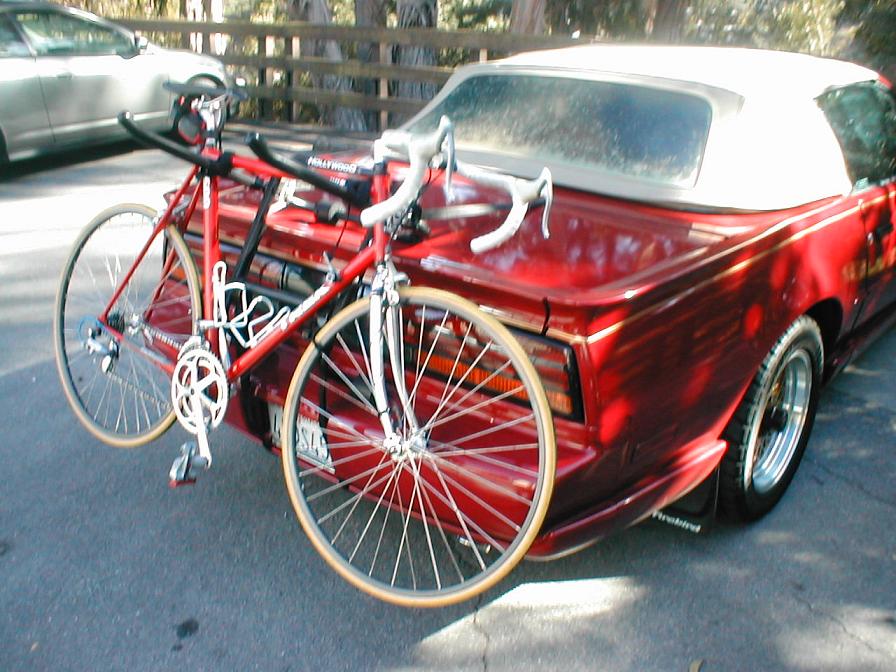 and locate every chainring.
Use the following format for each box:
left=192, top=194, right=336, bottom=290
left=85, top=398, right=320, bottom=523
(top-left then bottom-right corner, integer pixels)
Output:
left=171, top=338, right=228, bottom=435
